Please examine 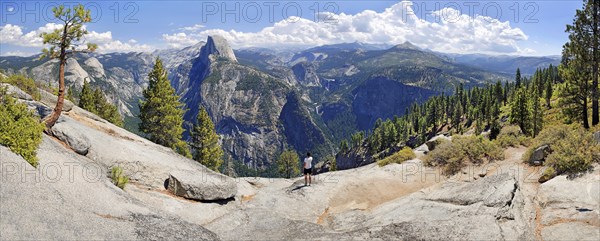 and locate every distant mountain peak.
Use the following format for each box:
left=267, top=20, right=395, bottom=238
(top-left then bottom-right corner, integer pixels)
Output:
left=202, top=35, right=237, bottom=63
left=393, top=41, right=420, bottom=50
